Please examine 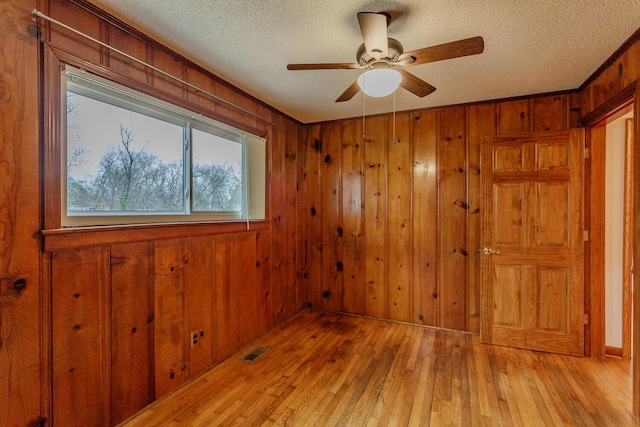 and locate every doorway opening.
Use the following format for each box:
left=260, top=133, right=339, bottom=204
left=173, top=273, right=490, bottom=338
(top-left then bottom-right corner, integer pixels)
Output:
left=604, top=110, right=634, bottom=358
left=586, top=102, right=634, bottom=359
